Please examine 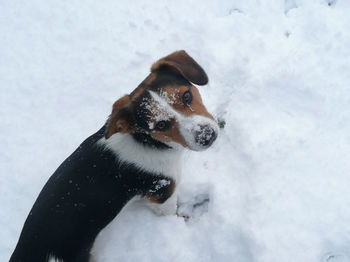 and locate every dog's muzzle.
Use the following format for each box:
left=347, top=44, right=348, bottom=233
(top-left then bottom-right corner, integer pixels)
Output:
left=179, top=115, right=219, bottom=151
